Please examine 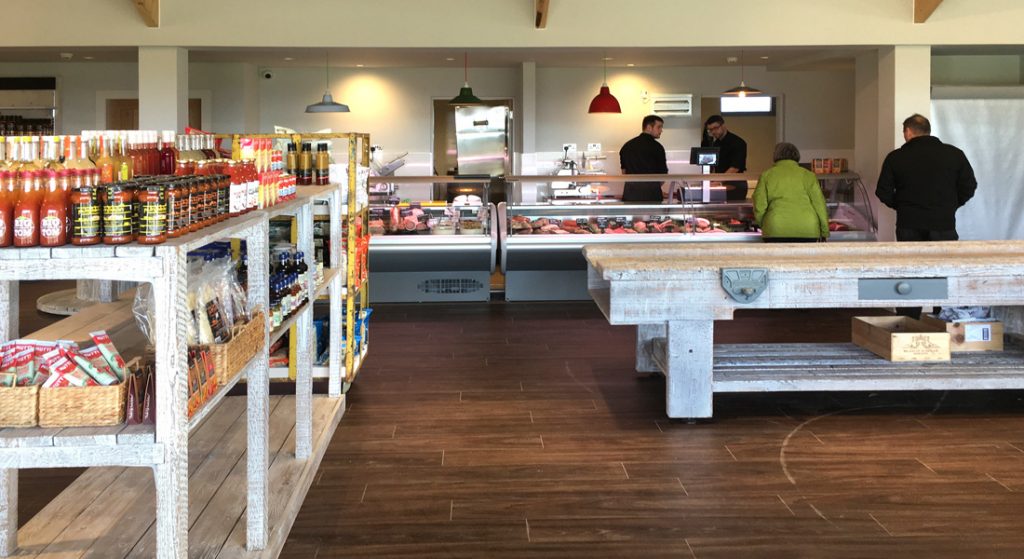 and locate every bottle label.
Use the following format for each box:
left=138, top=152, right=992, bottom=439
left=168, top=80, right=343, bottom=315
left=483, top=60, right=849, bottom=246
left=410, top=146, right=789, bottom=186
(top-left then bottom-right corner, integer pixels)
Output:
left=40, top=214, right=62, bottom=240
left=140, top=201, right=167, bottom=237
left=0, top=218, right=6, bottom=241
left=229, top=181, right=243, bottom=213
left=72, top=202, right=101, bottom=238
left=100, top=164, right=114, bottom=184
left=247, top=180, right=258, bottom=209
left=13, top=214, right=34, bottom=240
left=103, top=201, right=132, bottom=236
